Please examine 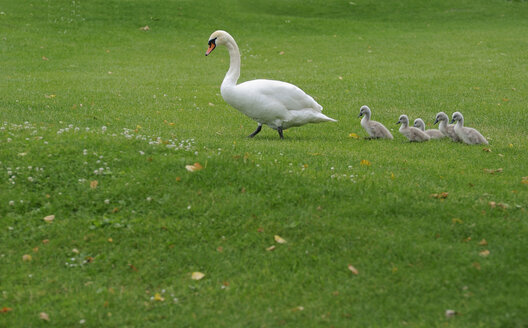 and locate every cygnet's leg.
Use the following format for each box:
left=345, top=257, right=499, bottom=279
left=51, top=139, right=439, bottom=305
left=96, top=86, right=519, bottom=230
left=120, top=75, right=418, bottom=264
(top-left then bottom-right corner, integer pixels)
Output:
left=247, top=124, right=262, bottom=138
left=277, top=126, right=284, bottom=139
